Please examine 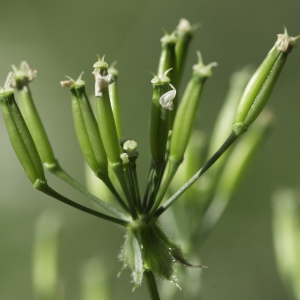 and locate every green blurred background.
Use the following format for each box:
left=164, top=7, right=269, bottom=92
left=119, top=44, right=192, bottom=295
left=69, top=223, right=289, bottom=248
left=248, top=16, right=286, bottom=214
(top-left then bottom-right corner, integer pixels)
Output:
left=0, top=0, right=299, bottom=299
